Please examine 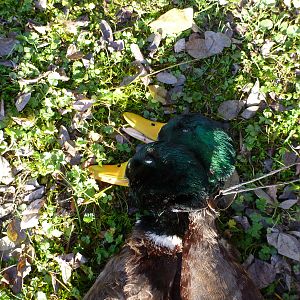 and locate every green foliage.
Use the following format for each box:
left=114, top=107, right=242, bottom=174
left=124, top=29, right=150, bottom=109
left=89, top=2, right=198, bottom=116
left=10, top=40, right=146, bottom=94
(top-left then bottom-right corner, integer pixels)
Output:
left=0, top=0, right=299, bottom=298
